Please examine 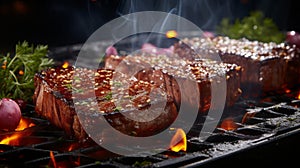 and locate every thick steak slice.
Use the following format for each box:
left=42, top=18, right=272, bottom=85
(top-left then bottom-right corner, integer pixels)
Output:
left=174, top=36, right=300, bottom=97
left=33, top=67, right=178, bottom=141
left=104, top=54, right=242, bottom=112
